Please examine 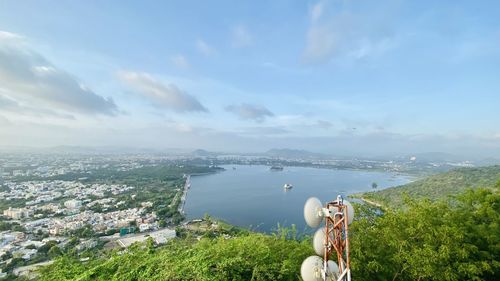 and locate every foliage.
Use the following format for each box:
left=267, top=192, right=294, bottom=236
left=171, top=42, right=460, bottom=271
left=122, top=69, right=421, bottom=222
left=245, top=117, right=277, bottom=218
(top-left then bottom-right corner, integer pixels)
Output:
left=359, top=165, right=500, bottom=208
left=38, top=232, right=312, bottom=281
left=67, top=224, right=96, bottom=239
left=351, top=187, right=499, bottom=280
left=48, top=246, right=63, bottom=259
left=0, top=221, right=25, bottom=232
